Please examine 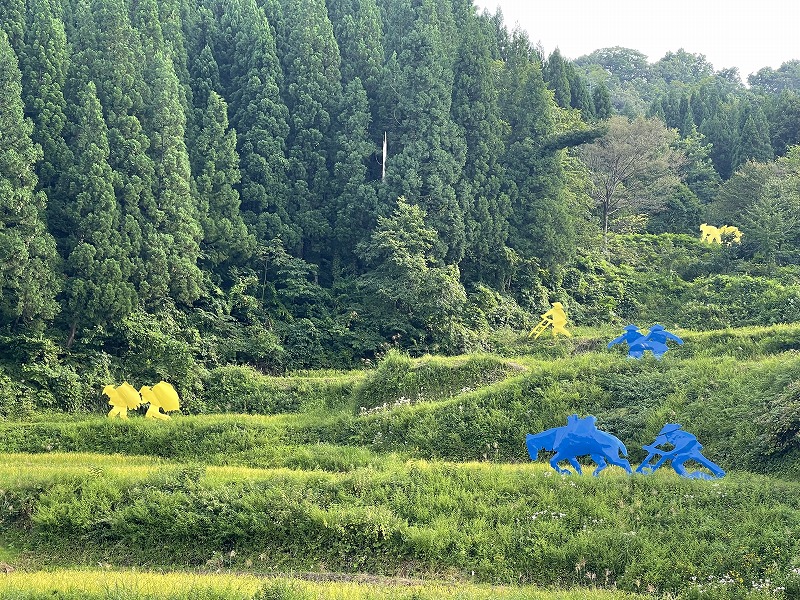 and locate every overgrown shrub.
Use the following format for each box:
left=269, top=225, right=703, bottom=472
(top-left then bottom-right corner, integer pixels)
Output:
left=351, top=350, right=520, bottom=412
left=202, top=365, right=356, bottom=414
